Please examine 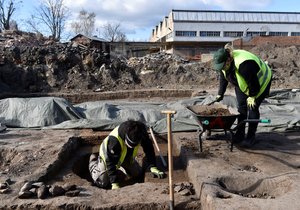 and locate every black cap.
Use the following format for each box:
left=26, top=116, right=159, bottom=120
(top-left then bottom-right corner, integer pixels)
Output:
left=125, top=134, right=140, bottom=148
